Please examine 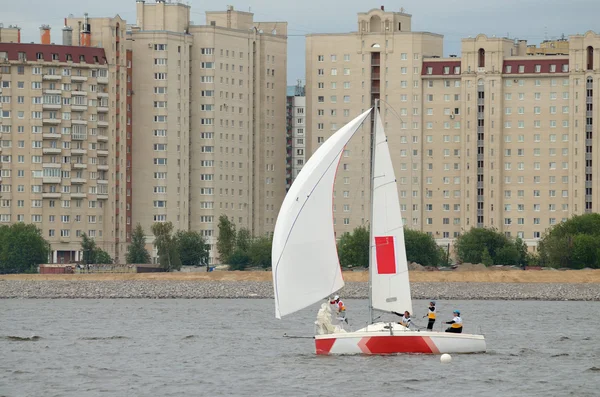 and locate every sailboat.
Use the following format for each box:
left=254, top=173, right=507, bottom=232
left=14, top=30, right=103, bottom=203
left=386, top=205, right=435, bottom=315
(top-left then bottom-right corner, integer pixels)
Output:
left=272, top=104, right=486, bottom=355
